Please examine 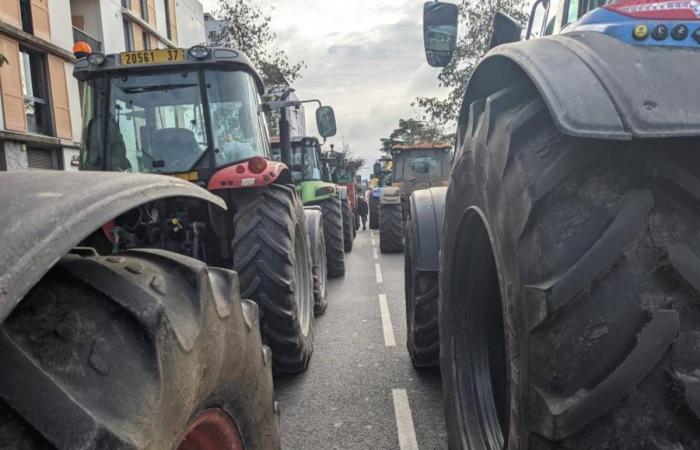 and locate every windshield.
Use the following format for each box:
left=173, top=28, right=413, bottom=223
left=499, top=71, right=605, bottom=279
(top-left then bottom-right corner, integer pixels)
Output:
left=81, top=69, right=268, bottom=173
left=393, top=149, right=450, bottom=183
left=290, top=143, right=322, bottom=183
